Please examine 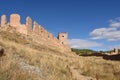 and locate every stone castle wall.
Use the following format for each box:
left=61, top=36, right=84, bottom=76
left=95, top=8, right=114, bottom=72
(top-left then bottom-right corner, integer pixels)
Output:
left=0, top=14, right=71, bottom=52
left=10, top=14, right=21, bottom=27
left=1, top=15, right=6, bottom=27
